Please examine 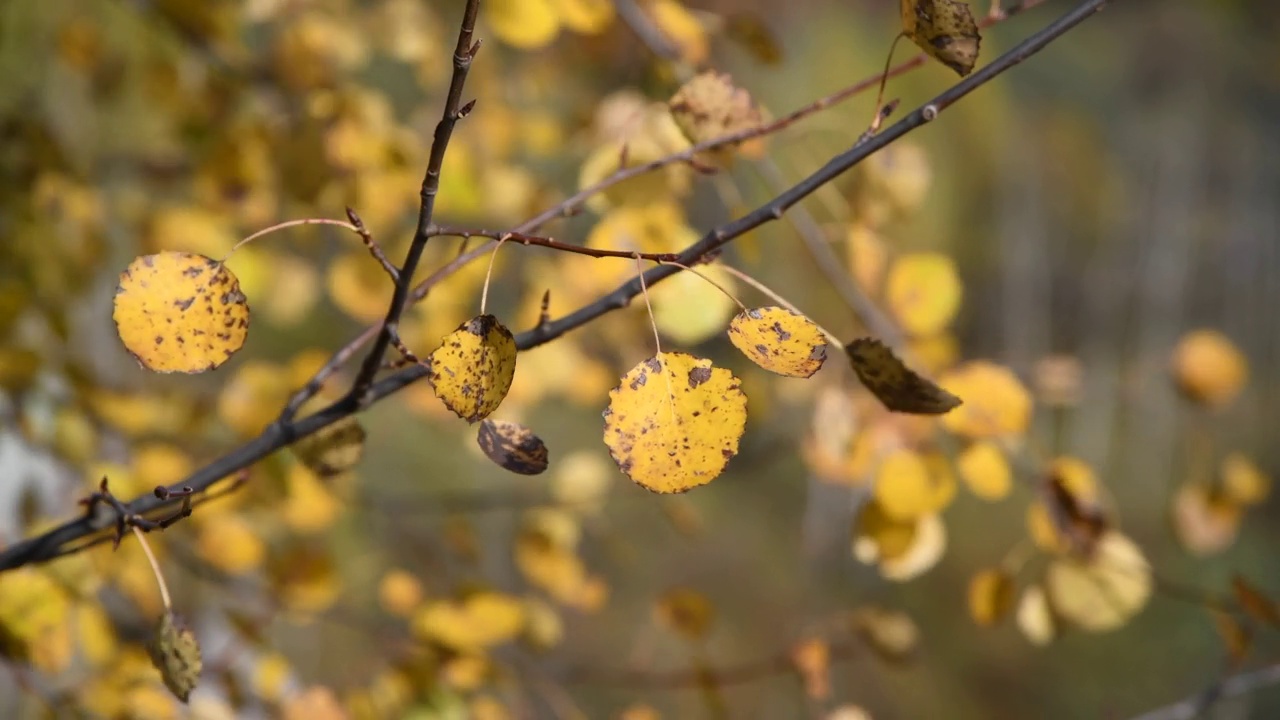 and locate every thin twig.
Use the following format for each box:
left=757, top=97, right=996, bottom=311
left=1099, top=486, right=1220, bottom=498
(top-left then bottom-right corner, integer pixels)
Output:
left=346, top=0, right=482, bottom=401
left=131, top=526, right=172, bottom=610
left=0, top=0, right=1109, bottom=571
